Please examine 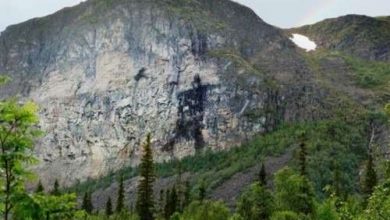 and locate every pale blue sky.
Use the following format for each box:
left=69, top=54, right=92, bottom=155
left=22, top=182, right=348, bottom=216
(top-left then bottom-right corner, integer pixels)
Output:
left=0, top=0, right=389, bottom=32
